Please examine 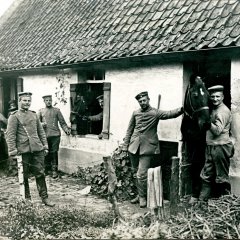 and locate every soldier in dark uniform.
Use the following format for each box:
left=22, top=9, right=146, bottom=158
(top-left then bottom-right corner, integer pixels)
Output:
left=0, top=112, right=8, bottom=166
left=38, top=95, right=71, bottom=178
left=7, top=100, right=18, bottom=176
left=6, top=92, right=55, bottom=207
left=86, top=95, right=104, bottom=139
left=122, top=91, right=183, bottom=208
